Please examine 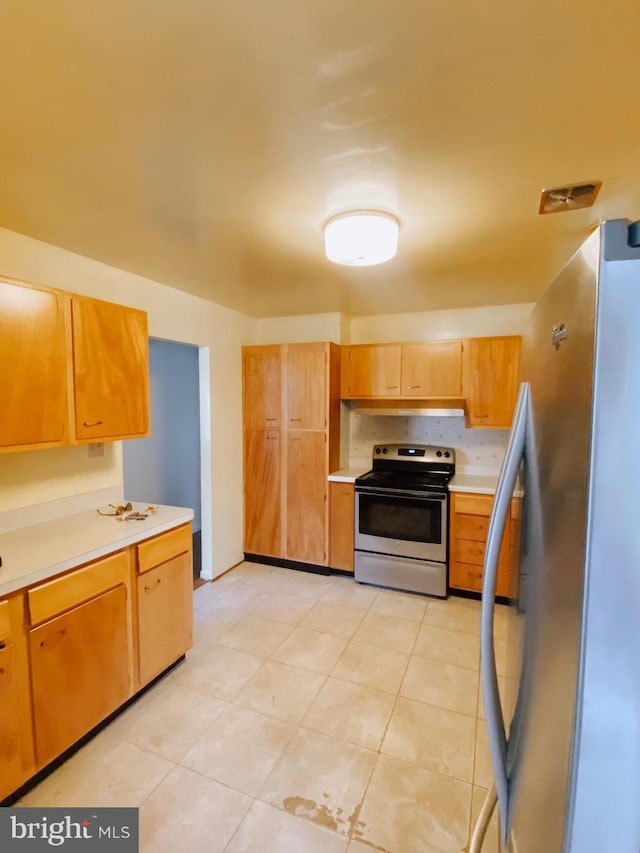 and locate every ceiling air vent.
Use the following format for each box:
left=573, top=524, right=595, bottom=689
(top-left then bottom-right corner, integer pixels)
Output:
left=538, top=180, right=602, bottom=214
